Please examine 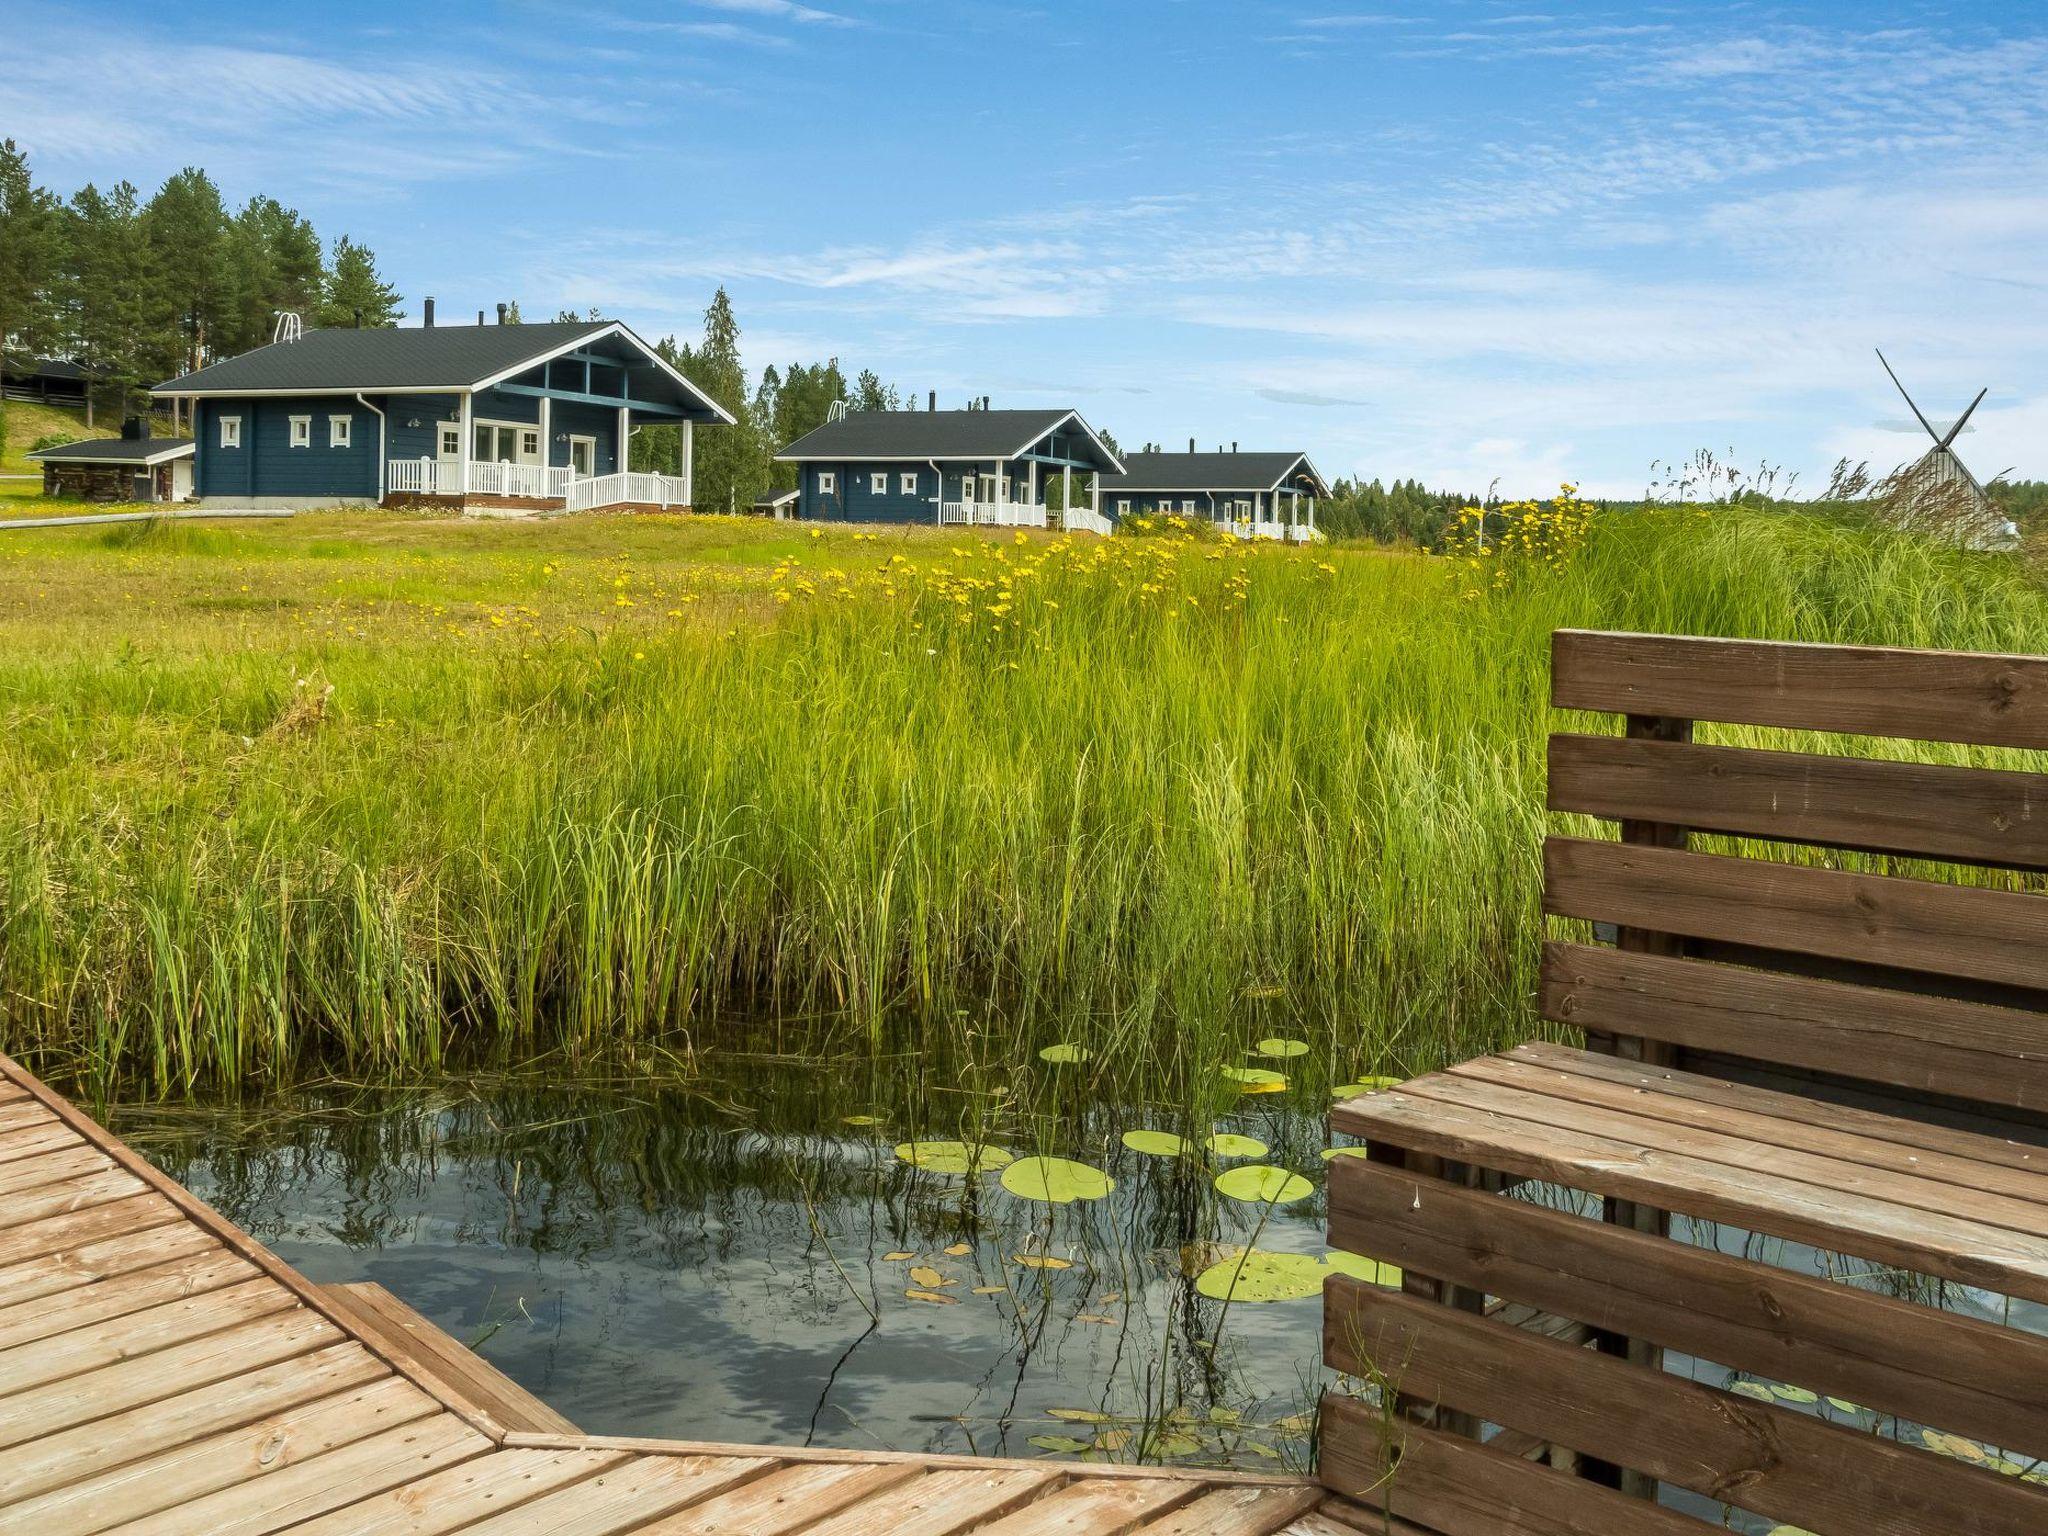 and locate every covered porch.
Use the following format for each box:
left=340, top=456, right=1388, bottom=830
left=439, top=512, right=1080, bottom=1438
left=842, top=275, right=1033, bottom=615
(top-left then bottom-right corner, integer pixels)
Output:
left=936, top=419, right=1123, bottom=534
